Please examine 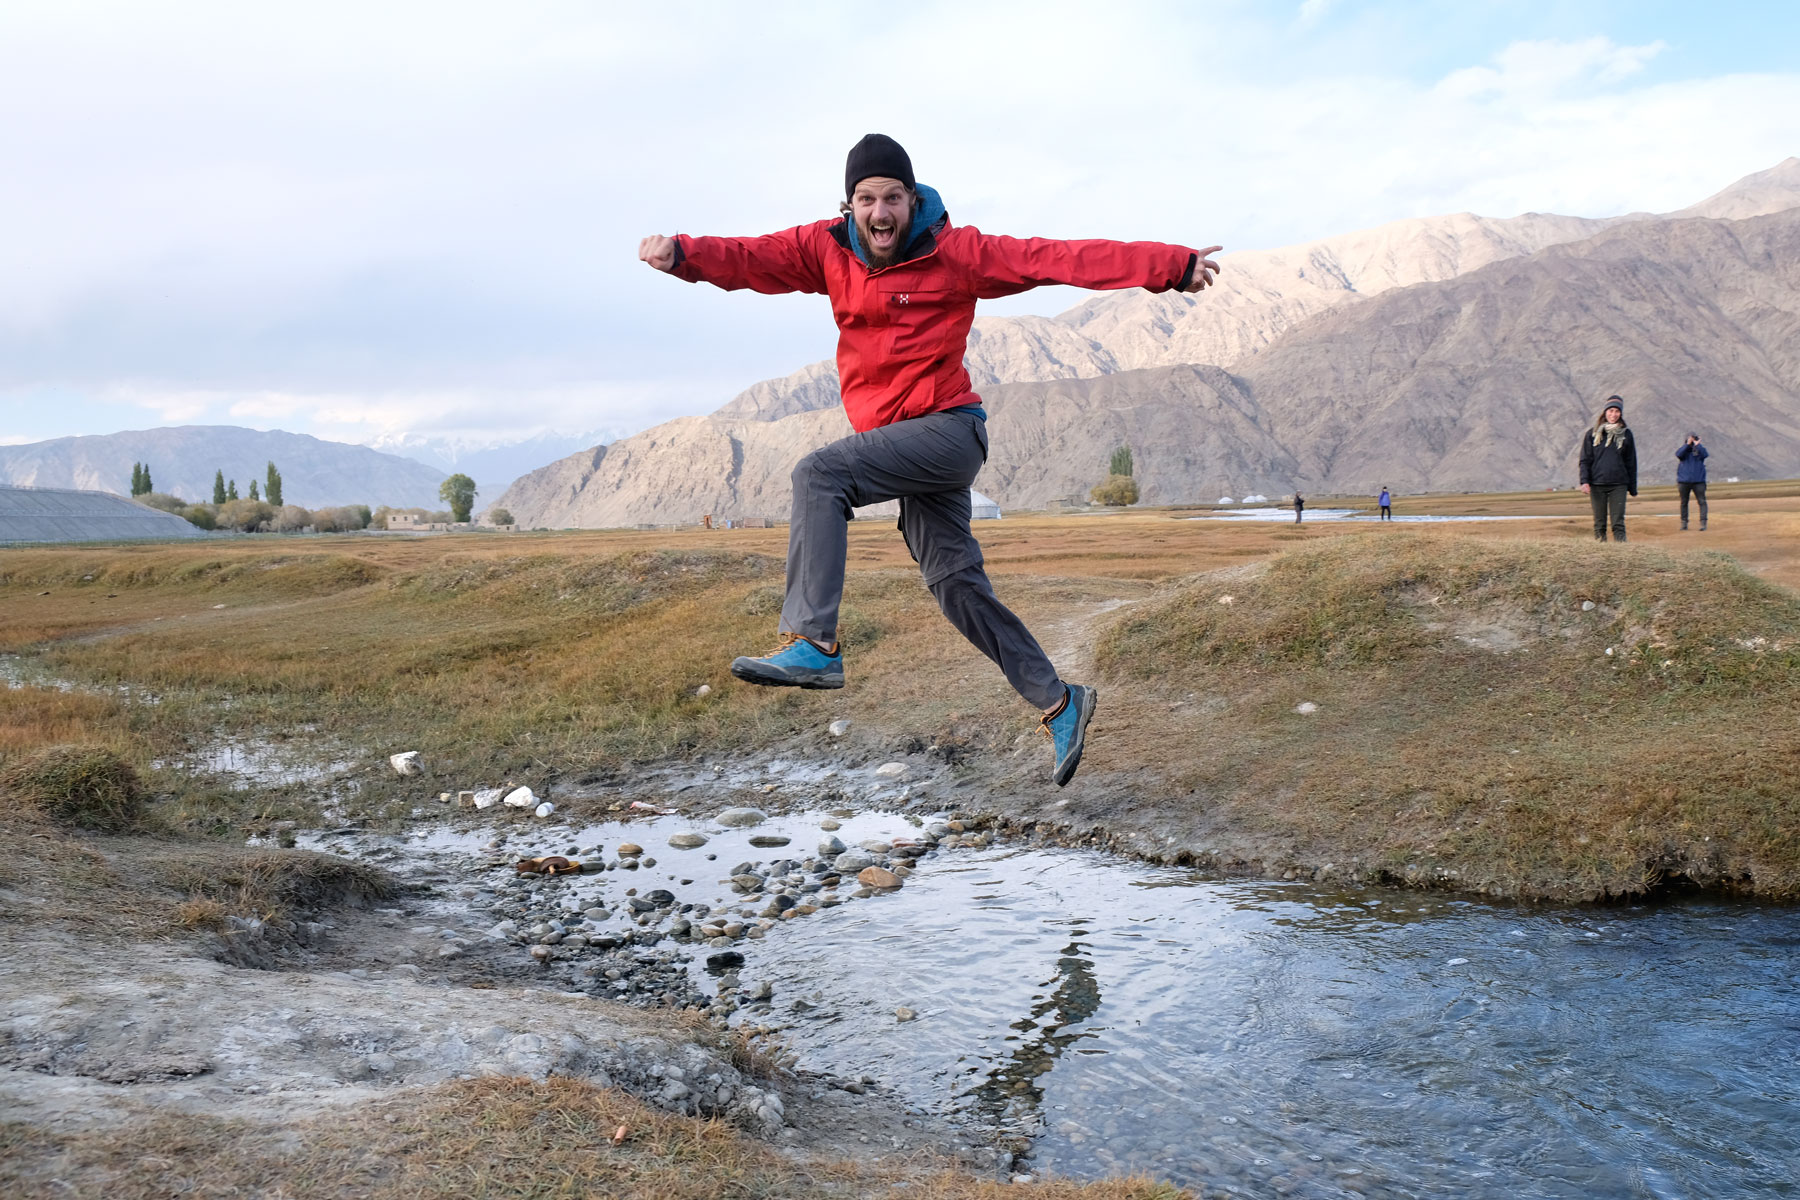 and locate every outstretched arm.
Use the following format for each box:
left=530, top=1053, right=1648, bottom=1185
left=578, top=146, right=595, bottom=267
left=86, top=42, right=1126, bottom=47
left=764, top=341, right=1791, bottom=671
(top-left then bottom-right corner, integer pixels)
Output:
left=639, top=225, right=827, bottom=295
left=962, top=231, right=1222, bottom=300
